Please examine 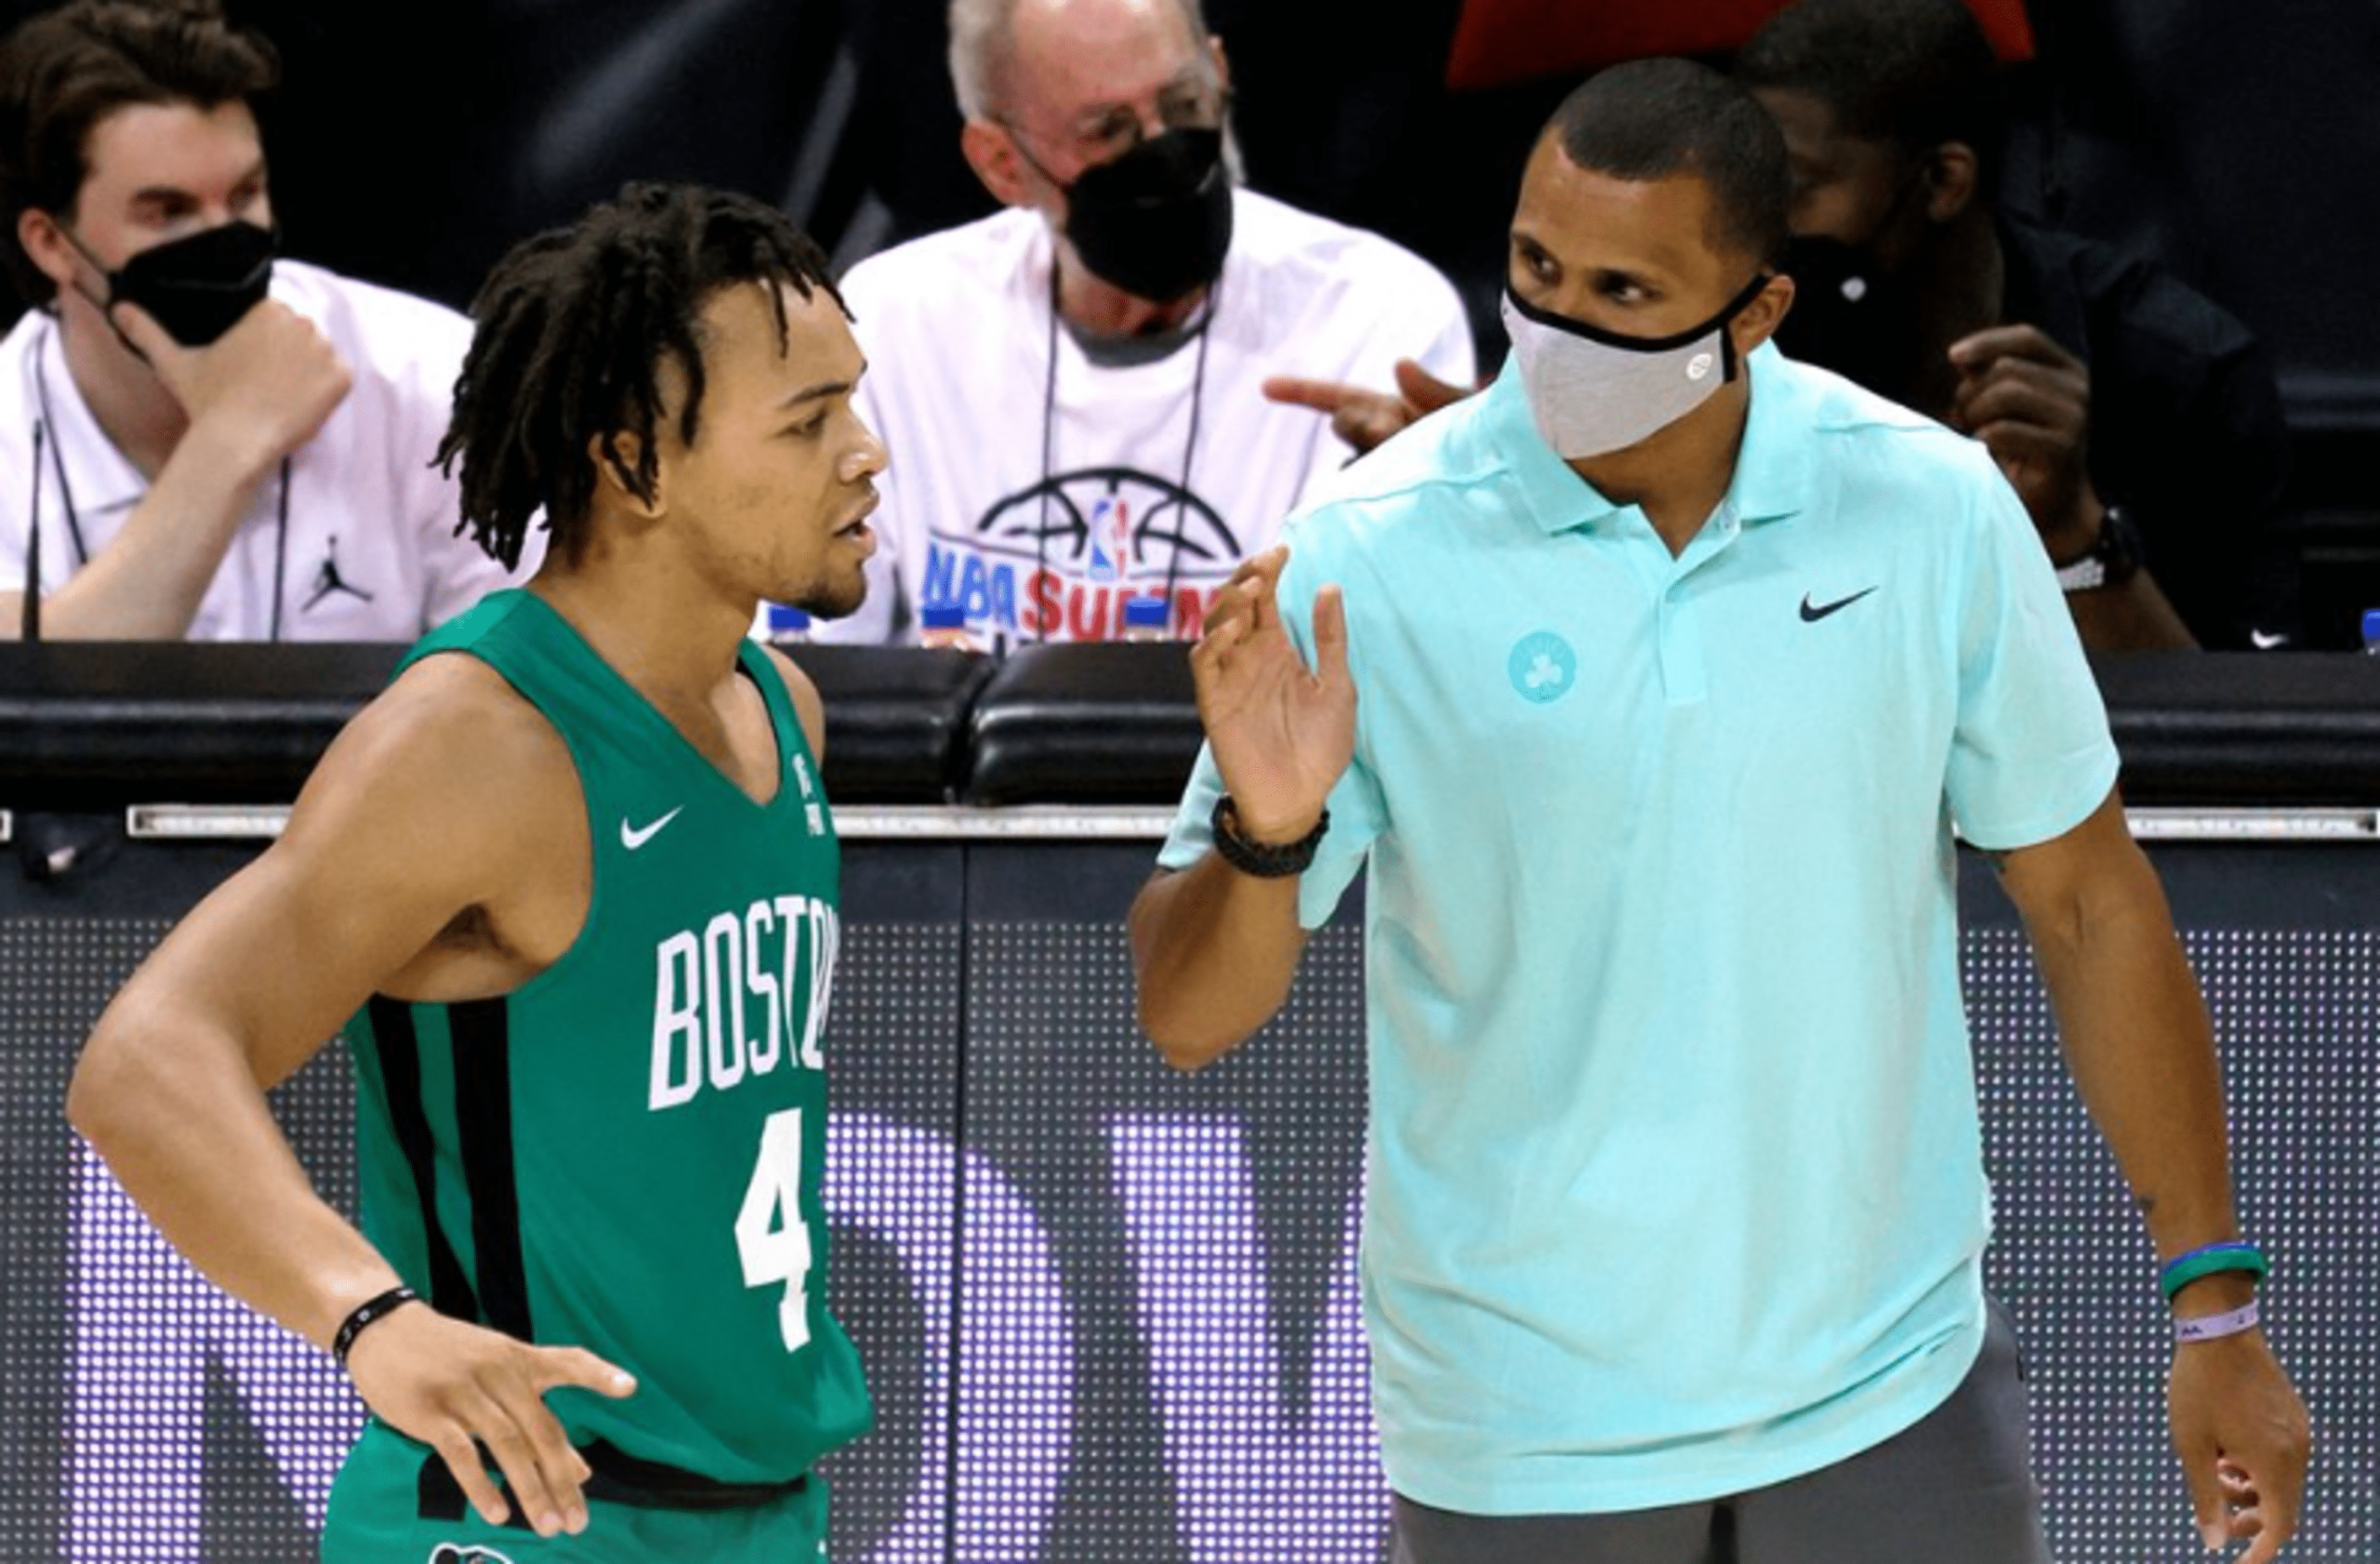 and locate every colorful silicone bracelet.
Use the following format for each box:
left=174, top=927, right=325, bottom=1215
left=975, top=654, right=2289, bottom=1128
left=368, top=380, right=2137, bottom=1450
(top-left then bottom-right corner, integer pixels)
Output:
left=2159, top=1239, right=2268, bottom=1303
